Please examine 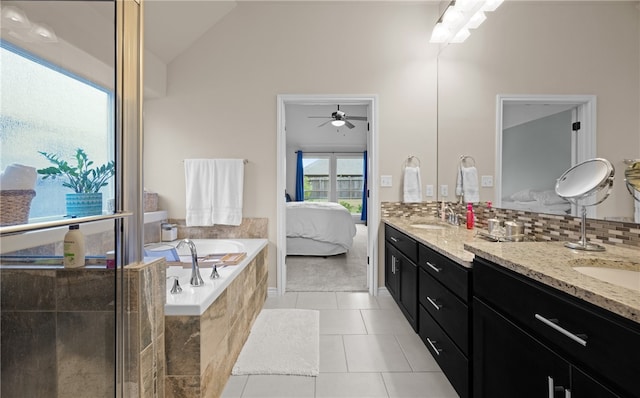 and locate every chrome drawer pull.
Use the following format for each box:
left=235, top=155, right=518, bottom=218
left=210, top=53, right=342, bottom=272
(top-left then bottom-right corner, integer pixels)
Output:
left=547, top=376, right=570, bottom=398
left=426, top=296, right=442, bottom=310
left=426, top=337, right=442, bottom=356
left=535, top=314, right=588, bottom=347
left=425, top=261, right=442, bottom=273
left=390, top=236, right=399, bottom=243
